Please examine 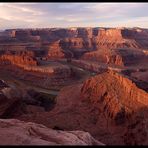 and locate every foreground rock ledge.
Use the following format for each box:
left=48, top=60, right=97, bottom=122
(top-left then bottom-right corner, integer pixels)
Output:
left=0, top=119, right=104, bottom=145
